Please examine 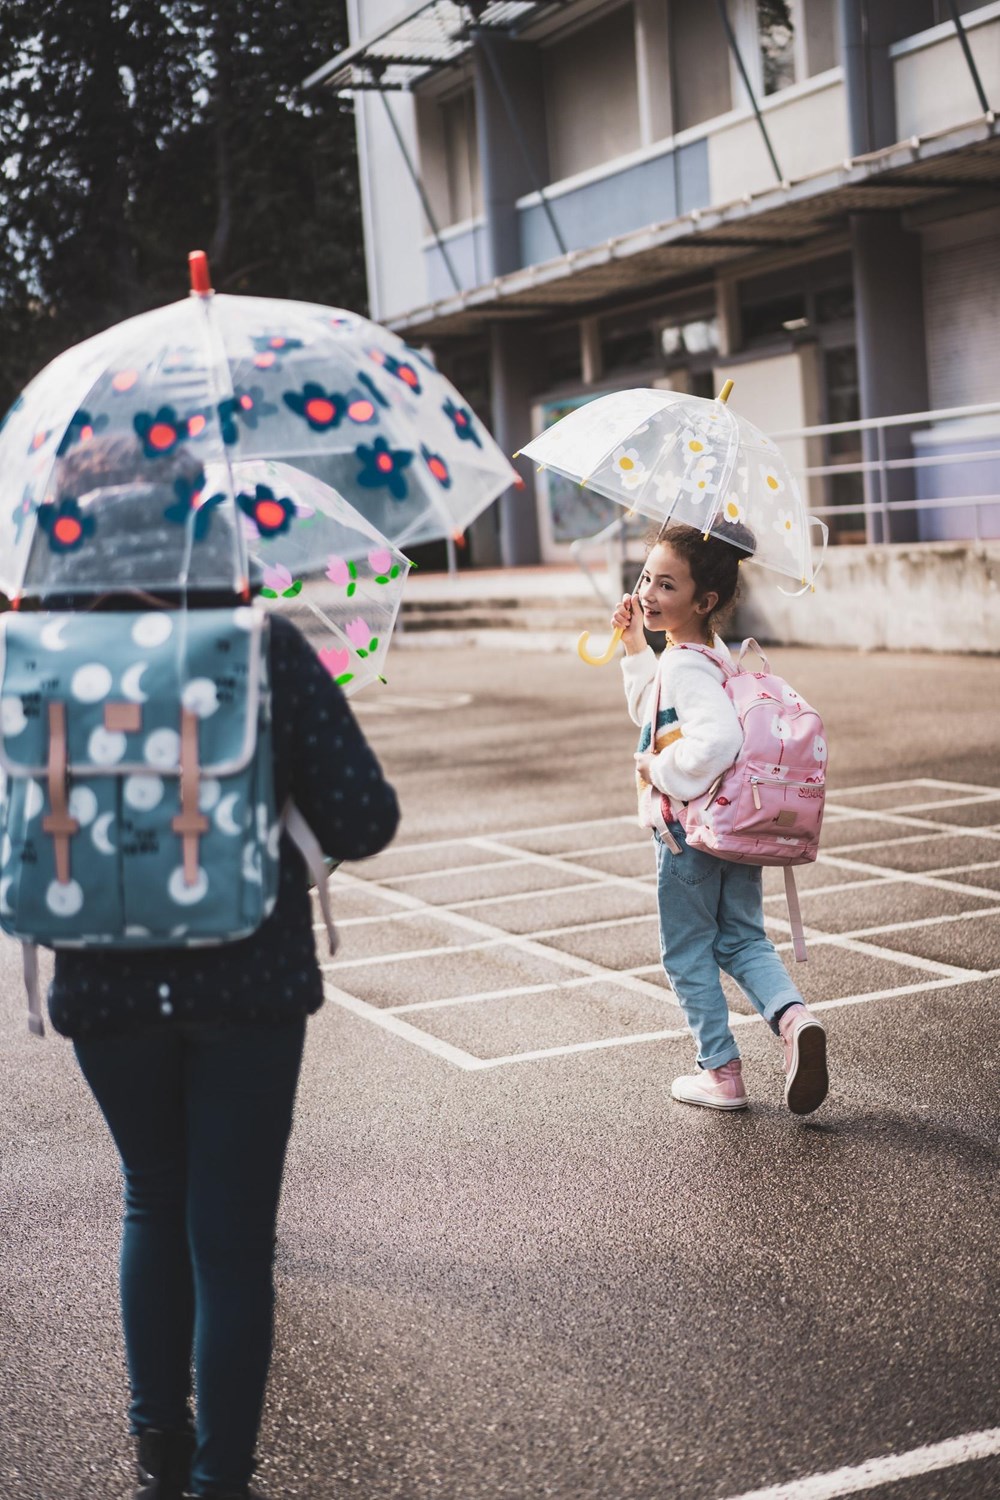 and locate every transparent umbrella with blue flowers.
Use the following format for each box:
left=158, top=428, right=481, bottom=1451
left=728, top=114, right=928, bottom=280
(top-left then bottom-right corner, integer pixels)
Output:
left=0, top=250, right=517, bottom=610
